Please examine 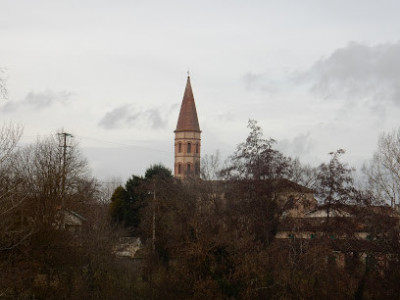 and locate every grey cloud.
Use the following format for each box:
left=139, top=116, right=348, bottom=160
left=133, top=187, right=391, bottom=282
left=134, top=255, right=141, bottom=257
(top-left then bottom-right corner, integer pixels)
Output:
left=243, top=72, right=263, bottom=90
left=1, top=101, right=19, bottom=113
left=242, top=72, right=278, bottom=94
left=277, top=132, right=313, bottom=157
left=1, top=89, right=73, bottom=113
left=98, top=104, right=171, bottom=130
left=291, top=133, right=313, bottom=155
left=168, top=103, right=179, bottom=113
left=146, top=108, right=167, bottom=129
left=297, top=41, right=400, bottom=106
left=98, top=104, right=139, bottom=129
